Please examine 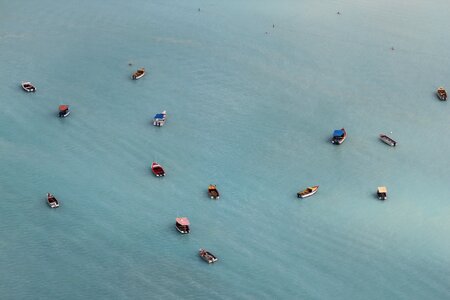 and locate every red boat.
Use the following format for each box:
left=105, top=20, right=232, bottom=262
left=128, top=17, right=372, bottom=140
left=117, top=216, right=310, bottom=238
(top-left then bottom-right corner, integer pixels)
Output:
left=151, top=162, right=165, bottom=177
left=175, top=217, right=190, bottom=234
